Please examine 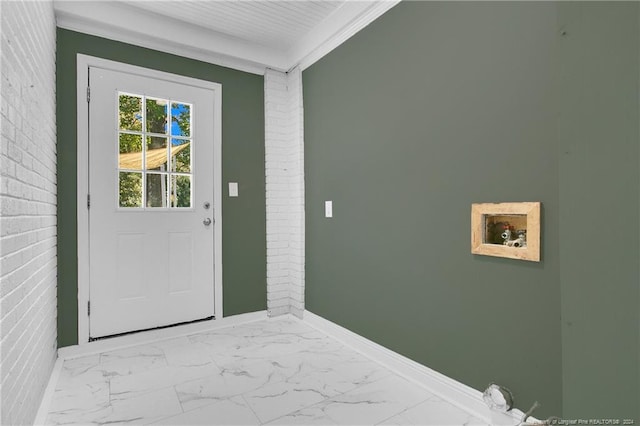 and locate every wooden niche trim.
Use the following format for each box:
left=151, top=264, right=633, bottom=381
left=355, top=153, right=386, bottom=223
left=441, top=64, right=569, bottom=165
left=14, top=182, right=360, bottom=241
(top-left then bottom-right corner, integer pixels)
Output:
left=471, top=202, right=541, bottom=262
